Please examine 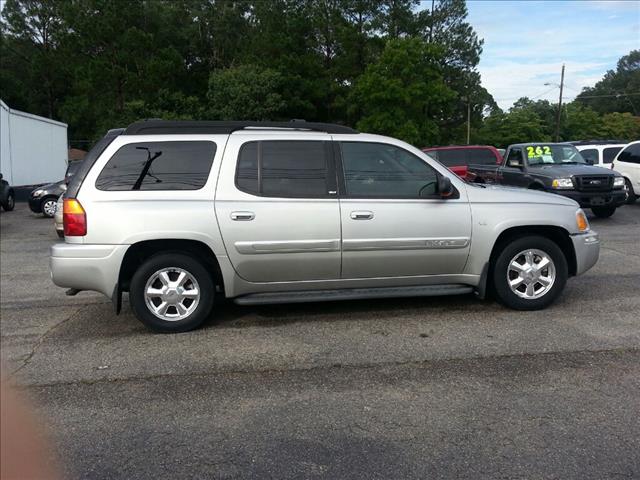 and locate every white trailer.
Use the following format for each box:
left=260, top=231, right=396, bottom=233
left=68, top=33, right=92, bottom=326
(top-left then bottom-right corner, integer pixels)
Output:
left=0, top=99, right=68, bottom=186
